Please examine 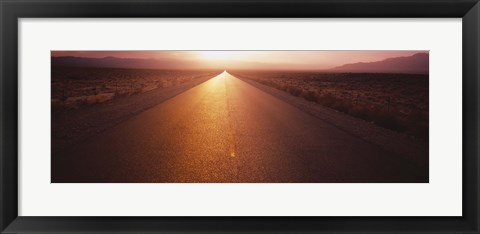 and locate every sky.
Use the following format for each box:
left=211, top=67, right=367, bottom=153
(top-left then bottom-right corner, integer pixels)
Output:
left=51, top=51, right=427, bottom=70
